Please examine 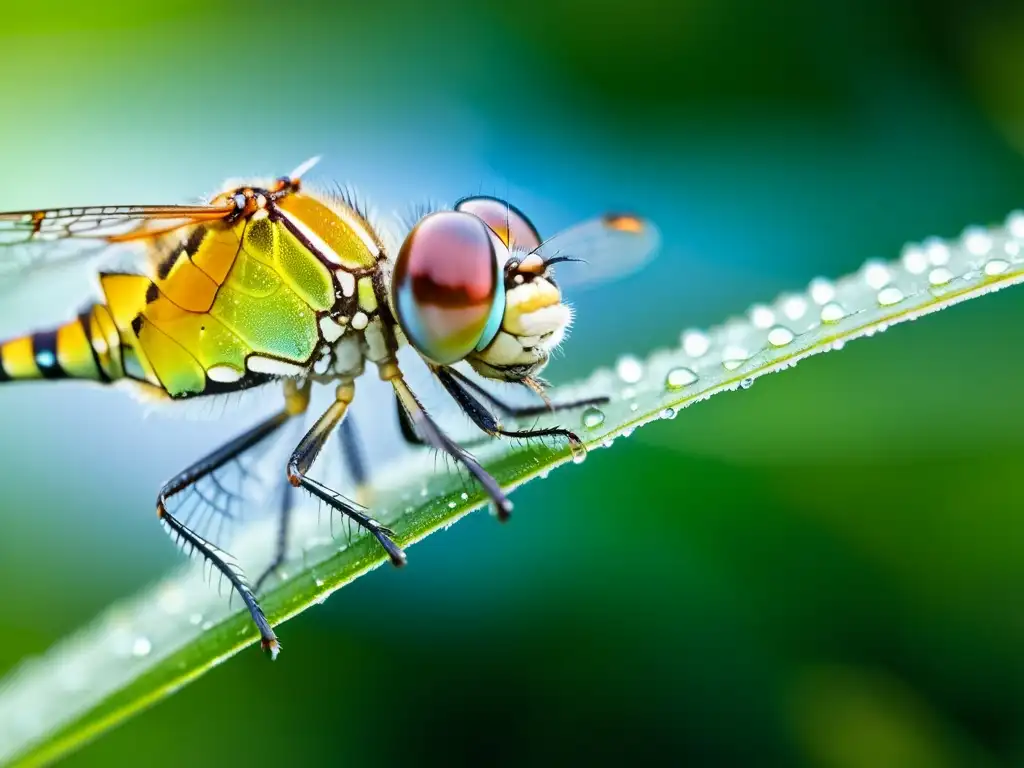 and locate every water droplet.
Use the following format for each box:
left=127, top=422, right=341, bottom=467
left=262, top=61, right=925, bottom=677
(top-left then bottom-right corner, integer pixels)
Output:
left=809, top=277, right=835, bottom=305
left=901, top=245, right=928, bottom=275
left=1006, top=210, right=1024, bottom=238
left=722, top=345, right=748, bottom=371
left=962, top=226, right=992, bottom=256
left=928, top=267, right=952, bottom=286
left=739, top=377, right=754, bottom=390
left=447, top=500, right=457, bottom=509
left=782, top=296, right=808, bottom=321
left=572, top=448, right=587, bottom=465
left=460, top=492, right=469, bottom=500
left=924, top=238, right=950, bottom=265
left=621, top=386, right=637, bottom=400
left=820, top=302, right=845, bottom=323
left=188, top=613, right=203, bottom=626
left=581, top=406, right=606, bottom=428
left=615, top=355, right=643, bottom=384
left=665, top=366, right=698, bottom=390
left=984, top=258, right=1009, bottom=276
left=315, top=577, right=325, bottom=588
left=877, top=286, right=904, bottom=306
left=601, top=438, right=614, bottom=448
left=863, top=261, right=891, bottom=290
left=749, top=304, right=775, bottom=329
left=419, top=488, right=428, bottom=497
left=622, top=427, right=635, bottom=438
left=660, top=407, right=677, bottom=420
left=131, top=637, right=151, bottom=657
left=629, top=402, right=639, bottom=412
left=681, top=330, right=710, bottom=358
left=832, top=339, right=846, bottom=351
left=767, top=326, right=794, bottom=347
